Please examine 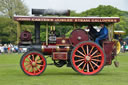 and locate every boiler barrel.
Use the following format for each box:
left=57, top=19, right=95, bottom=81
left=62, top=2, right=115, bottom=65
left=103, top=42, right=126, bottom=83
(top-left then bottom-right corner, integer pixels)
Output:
left=32, top=9, right=70, bottom=16
left=42, top=45, right=70, bottom=55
